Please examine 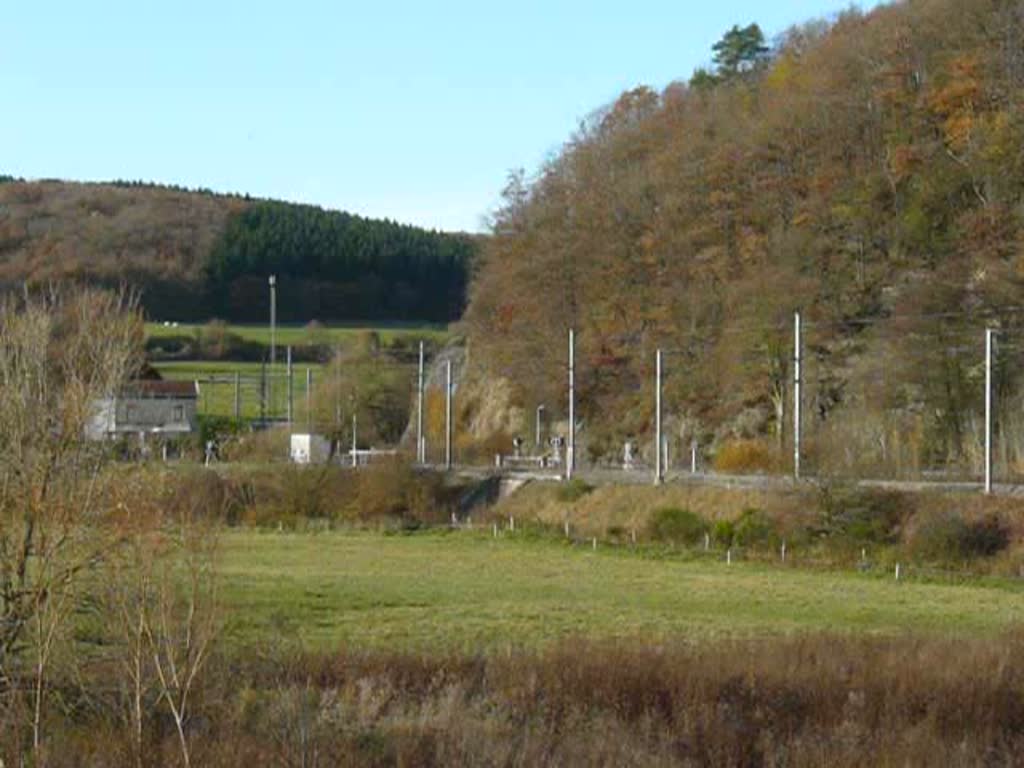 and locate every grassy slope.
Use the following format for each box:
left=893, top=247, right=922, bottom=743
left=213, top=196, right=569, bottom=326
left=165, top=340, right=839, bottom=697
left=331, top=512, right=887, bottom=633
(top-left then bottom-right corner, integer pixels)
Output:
left=218, top=530, right=1024, bottom=651
left=145, top=322, right=450, bottom=346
